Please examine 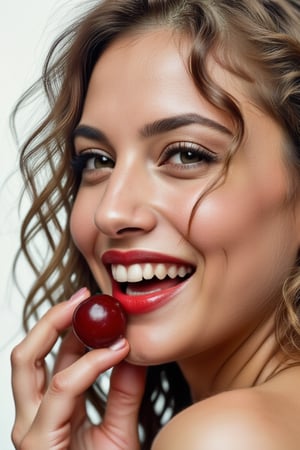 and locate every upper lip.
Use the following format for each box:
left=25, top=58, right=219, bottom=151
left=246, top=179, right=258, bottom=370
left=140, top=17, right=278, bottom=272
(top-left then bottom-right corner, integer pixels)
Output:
left=102, top=249, right=194, bottom=267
